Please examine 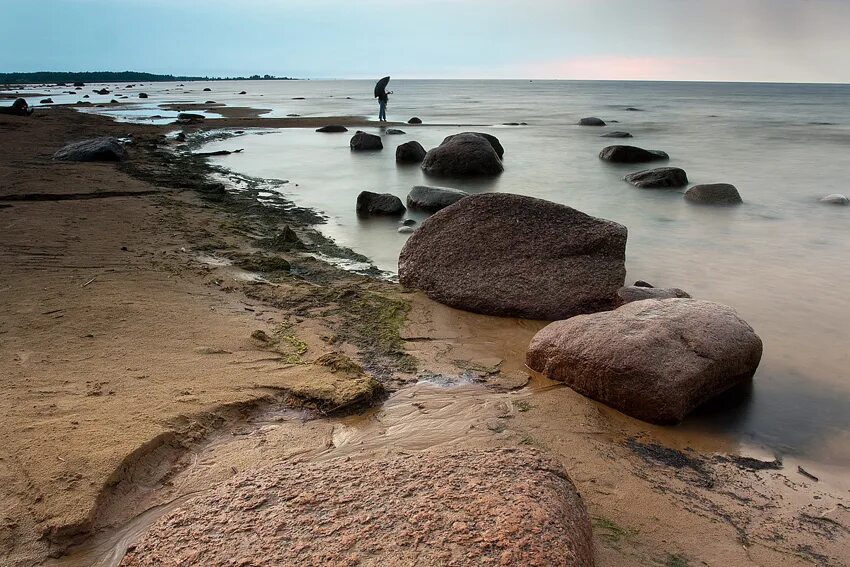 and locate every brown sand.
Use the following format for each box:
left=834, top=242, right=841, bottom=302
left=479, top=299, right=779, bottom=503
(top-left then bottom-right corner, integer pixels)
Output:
left=1, top=107, right=847, bottom=567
